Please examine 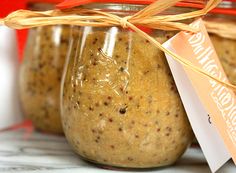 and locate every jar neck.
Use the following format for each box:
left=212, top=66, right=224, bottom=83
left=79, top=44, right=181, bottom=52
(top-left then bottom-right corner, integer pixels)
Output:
left=203, top=1, right=236, bottom=39
left=207, top=0, right=236, bottom=18
left=206, top=13, right=236, bottom=20
left=81, top=3, right=195, bottom=16
left=27, top=2, right=55, bottom=11
left=217, top=0, right=236, bottom=8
